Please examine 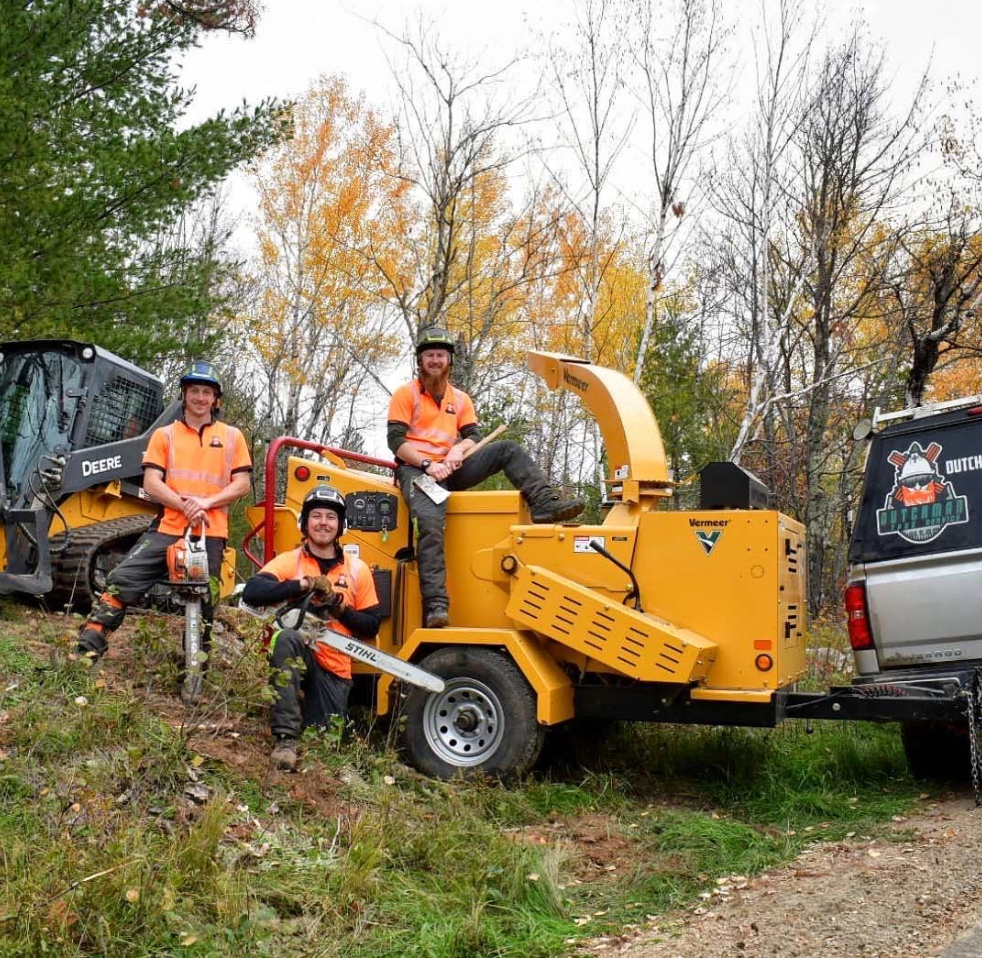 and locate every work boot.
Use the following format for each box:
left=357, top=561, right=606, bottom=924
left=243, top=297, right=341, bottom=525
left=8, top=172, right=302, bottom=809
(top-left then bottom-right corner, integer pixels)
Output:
left=76, top=627, right=108, bottom=664
left=270, top=737, right=298, bottom=772
left=425, top=606, right=449, bottom=629
left=530, top=494, right=585, bottom=524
